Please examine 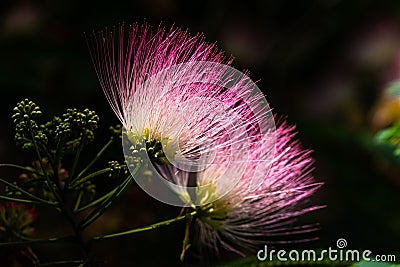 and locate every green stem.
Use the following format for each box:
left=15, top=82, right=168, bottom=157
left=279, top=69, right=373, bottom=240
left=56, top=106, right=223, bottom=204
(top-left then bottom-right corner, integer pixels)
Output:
left=79, top=173, right=134, bottom=230
left=69, top=168, right=110, bottom=189
left=74, top=181, right=121, bottom=214
left=73, top=190, right=84, bottom=213
left=40, top=260, right=84, bottom=267
left=91, top=210, right=197, bottom=242
left=0, top=178, right=57, bottom=205
left=38, top=144, right=64, bottom=194
left=69, top=132, right=87, bottom=180
left=0, top=163, right=40, bottom=175
left=28, top=122, right=62, bottom=203
left=18, top=177, right=47, bottom=191
left=49, top=132, right=67, bottom=194
left=54, top=131, right=66, bottom=172
left=26, top=122, right=93, bottom=262
left=0, top=195, right=47, bottom=205
left=180, top=213, right=193, bottom=262
left=59, top=192, right=93, bottom=262
left=75, top=138, right=114, bottom=180
left=38, top=143, right=55, bottom=165
left=57, top=203, right=91, bottom=260
left=78, top=162, right=141, bottom=229
left=0, top=235, right=76, bottom=247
